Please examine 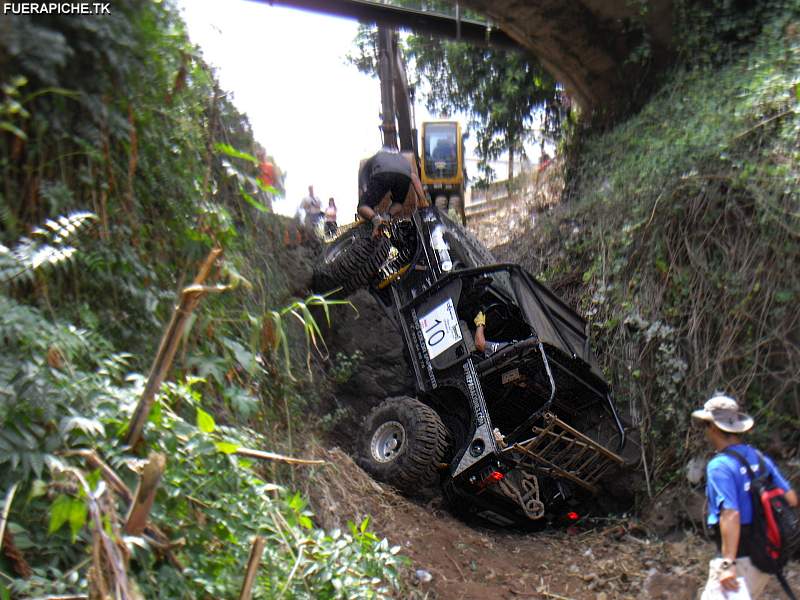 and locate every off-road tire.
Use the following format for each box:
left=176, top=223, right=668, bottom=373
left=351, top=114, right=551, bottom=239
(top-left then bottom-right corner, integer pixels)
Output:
left=313, top=224, right=391, bottom=295
left=357, top=397, right=451, bottom=495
